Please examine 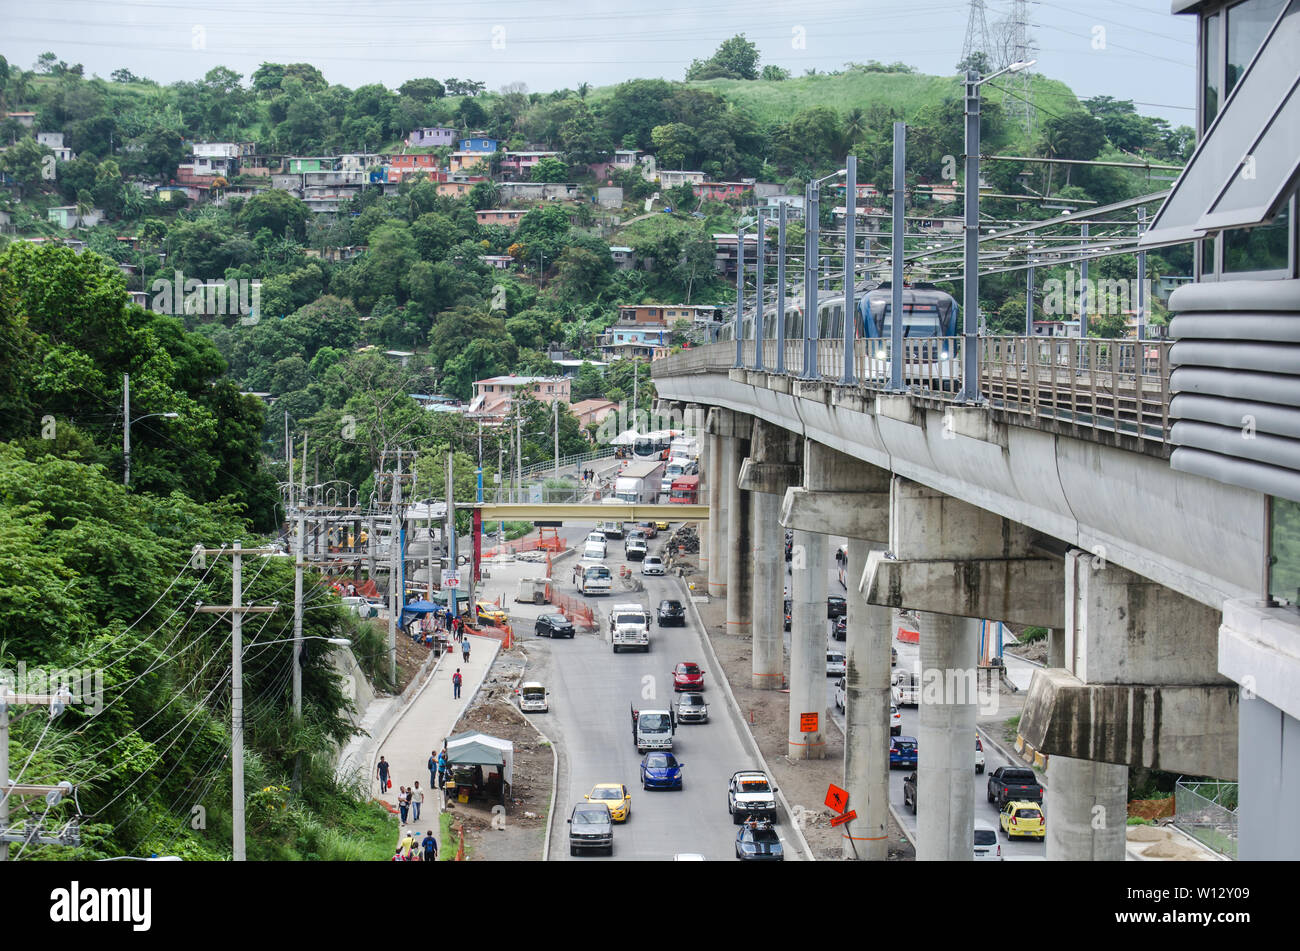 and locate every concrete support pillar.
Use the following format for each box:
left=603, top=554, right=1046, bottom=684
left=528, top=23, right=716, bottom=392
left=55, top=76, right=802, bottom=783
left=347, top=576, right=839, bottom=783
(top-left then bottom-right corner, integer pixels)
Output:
left=788, top=530, right=827, bottom=759
left=696, top=412, right=709, bottom=575
left=706, top=430, right=727, bottom=597
left=750, top=491, right=784, bottom=688
left=725, top=435, right=752, bottom=634
left=1045, top=756, right=1127, bottom=861
left=916, top=611, right=978, bottom=861
left=843, top=537, right=891, bottom=859
left=1047, top=627, right=1064, bottom=669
